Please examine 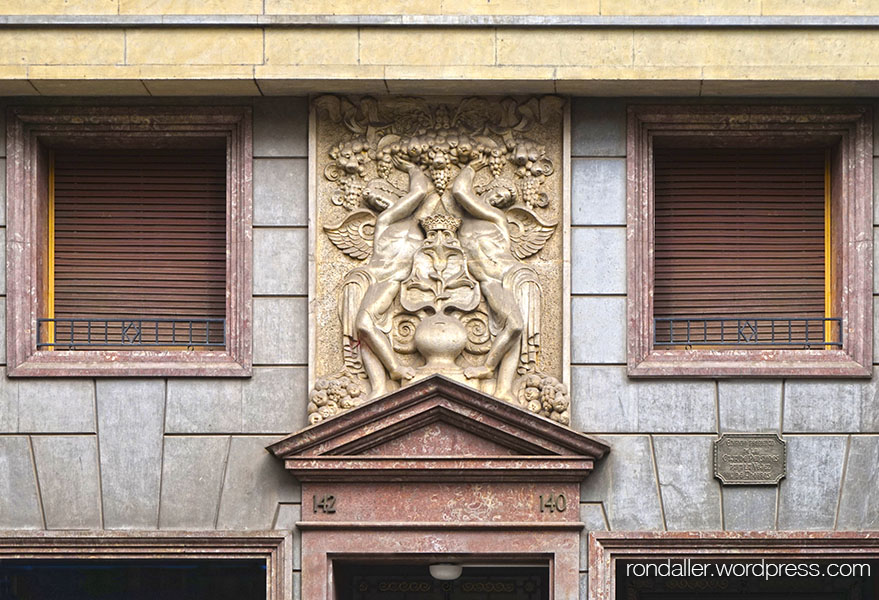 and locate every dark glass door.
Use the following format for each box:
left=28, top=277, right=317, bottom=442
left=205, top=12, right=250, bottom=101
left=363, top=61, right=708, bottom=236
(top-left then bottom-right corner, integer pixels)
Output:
left=335, top=564, right=549, bottom=600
